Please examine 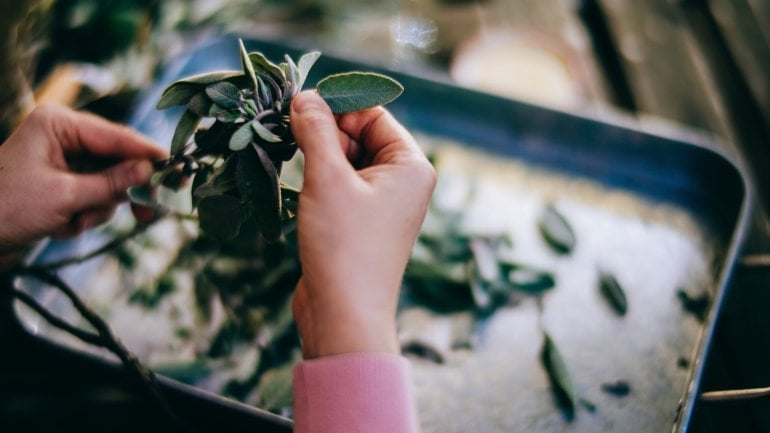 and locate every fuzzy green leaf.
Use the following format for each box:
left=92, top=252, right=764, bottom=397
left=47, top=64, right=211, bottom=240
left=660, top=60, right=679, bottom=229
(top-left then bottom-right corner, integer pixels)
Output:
left=198, top=194, right=247, bottom=240
left=599, top=271, right=628, bottom=316
left=297, top=51, right=321, bottom=90
left=251, top=120, right=282, bottom=143
left=193, top=156, right=238, bottom=202
left=171, top=110, right=200, bottom=154
left=538, top=204, right=575, bottom=255
left=249, top=52, right=285, bottom=80
left=318, top=72, right=404, bottom=113
left=157, top=83, right=199, bottom=109
left=206, top=82, right=240, bottom=110
left=187, top=93, right=213, bottom=117
left=239, top=39, right=259, bottom=90
left=236, top=145, right=282, bottom=242
left=229, top=122, right=255, bottom=151
left=541, top=333, right=578, bottom=421
left=156, top=71, right=244, bottom=109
